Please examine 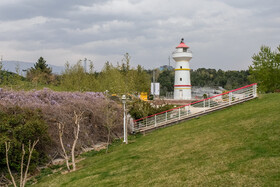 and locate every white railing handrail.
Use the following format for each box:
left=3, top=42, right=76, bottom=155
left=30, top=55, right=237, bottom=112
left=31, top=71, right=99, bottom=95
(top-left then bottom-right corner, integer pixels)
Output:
left=172, top=50, right=192, bottom=55
left=133, top=83, right=257, bottom=132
